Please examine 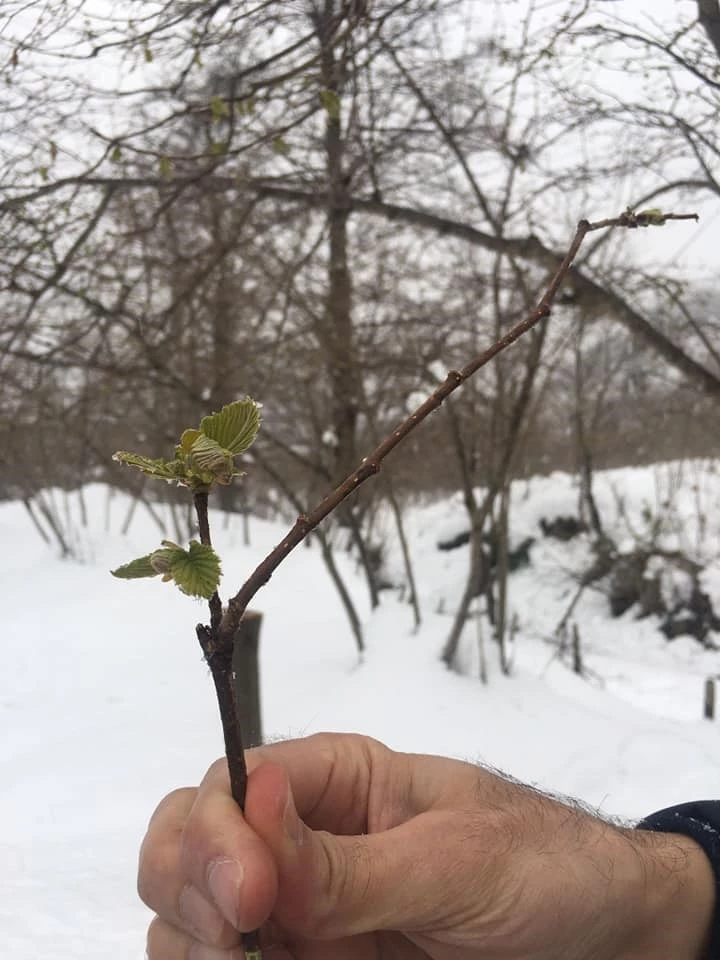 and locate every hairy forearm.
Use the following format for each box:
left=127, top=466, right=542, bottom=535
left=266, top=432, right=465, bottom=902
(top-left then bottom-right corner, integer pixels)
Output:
left=620, top=829, right=714, bottom=959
